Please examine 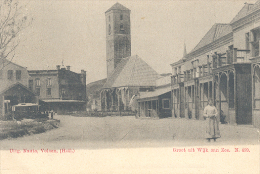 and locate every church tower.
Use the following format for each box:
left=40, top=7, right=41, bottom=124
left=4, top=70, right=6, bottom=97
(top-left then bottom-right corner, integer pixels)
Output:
left=105, top=3, right=131, bottom=77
